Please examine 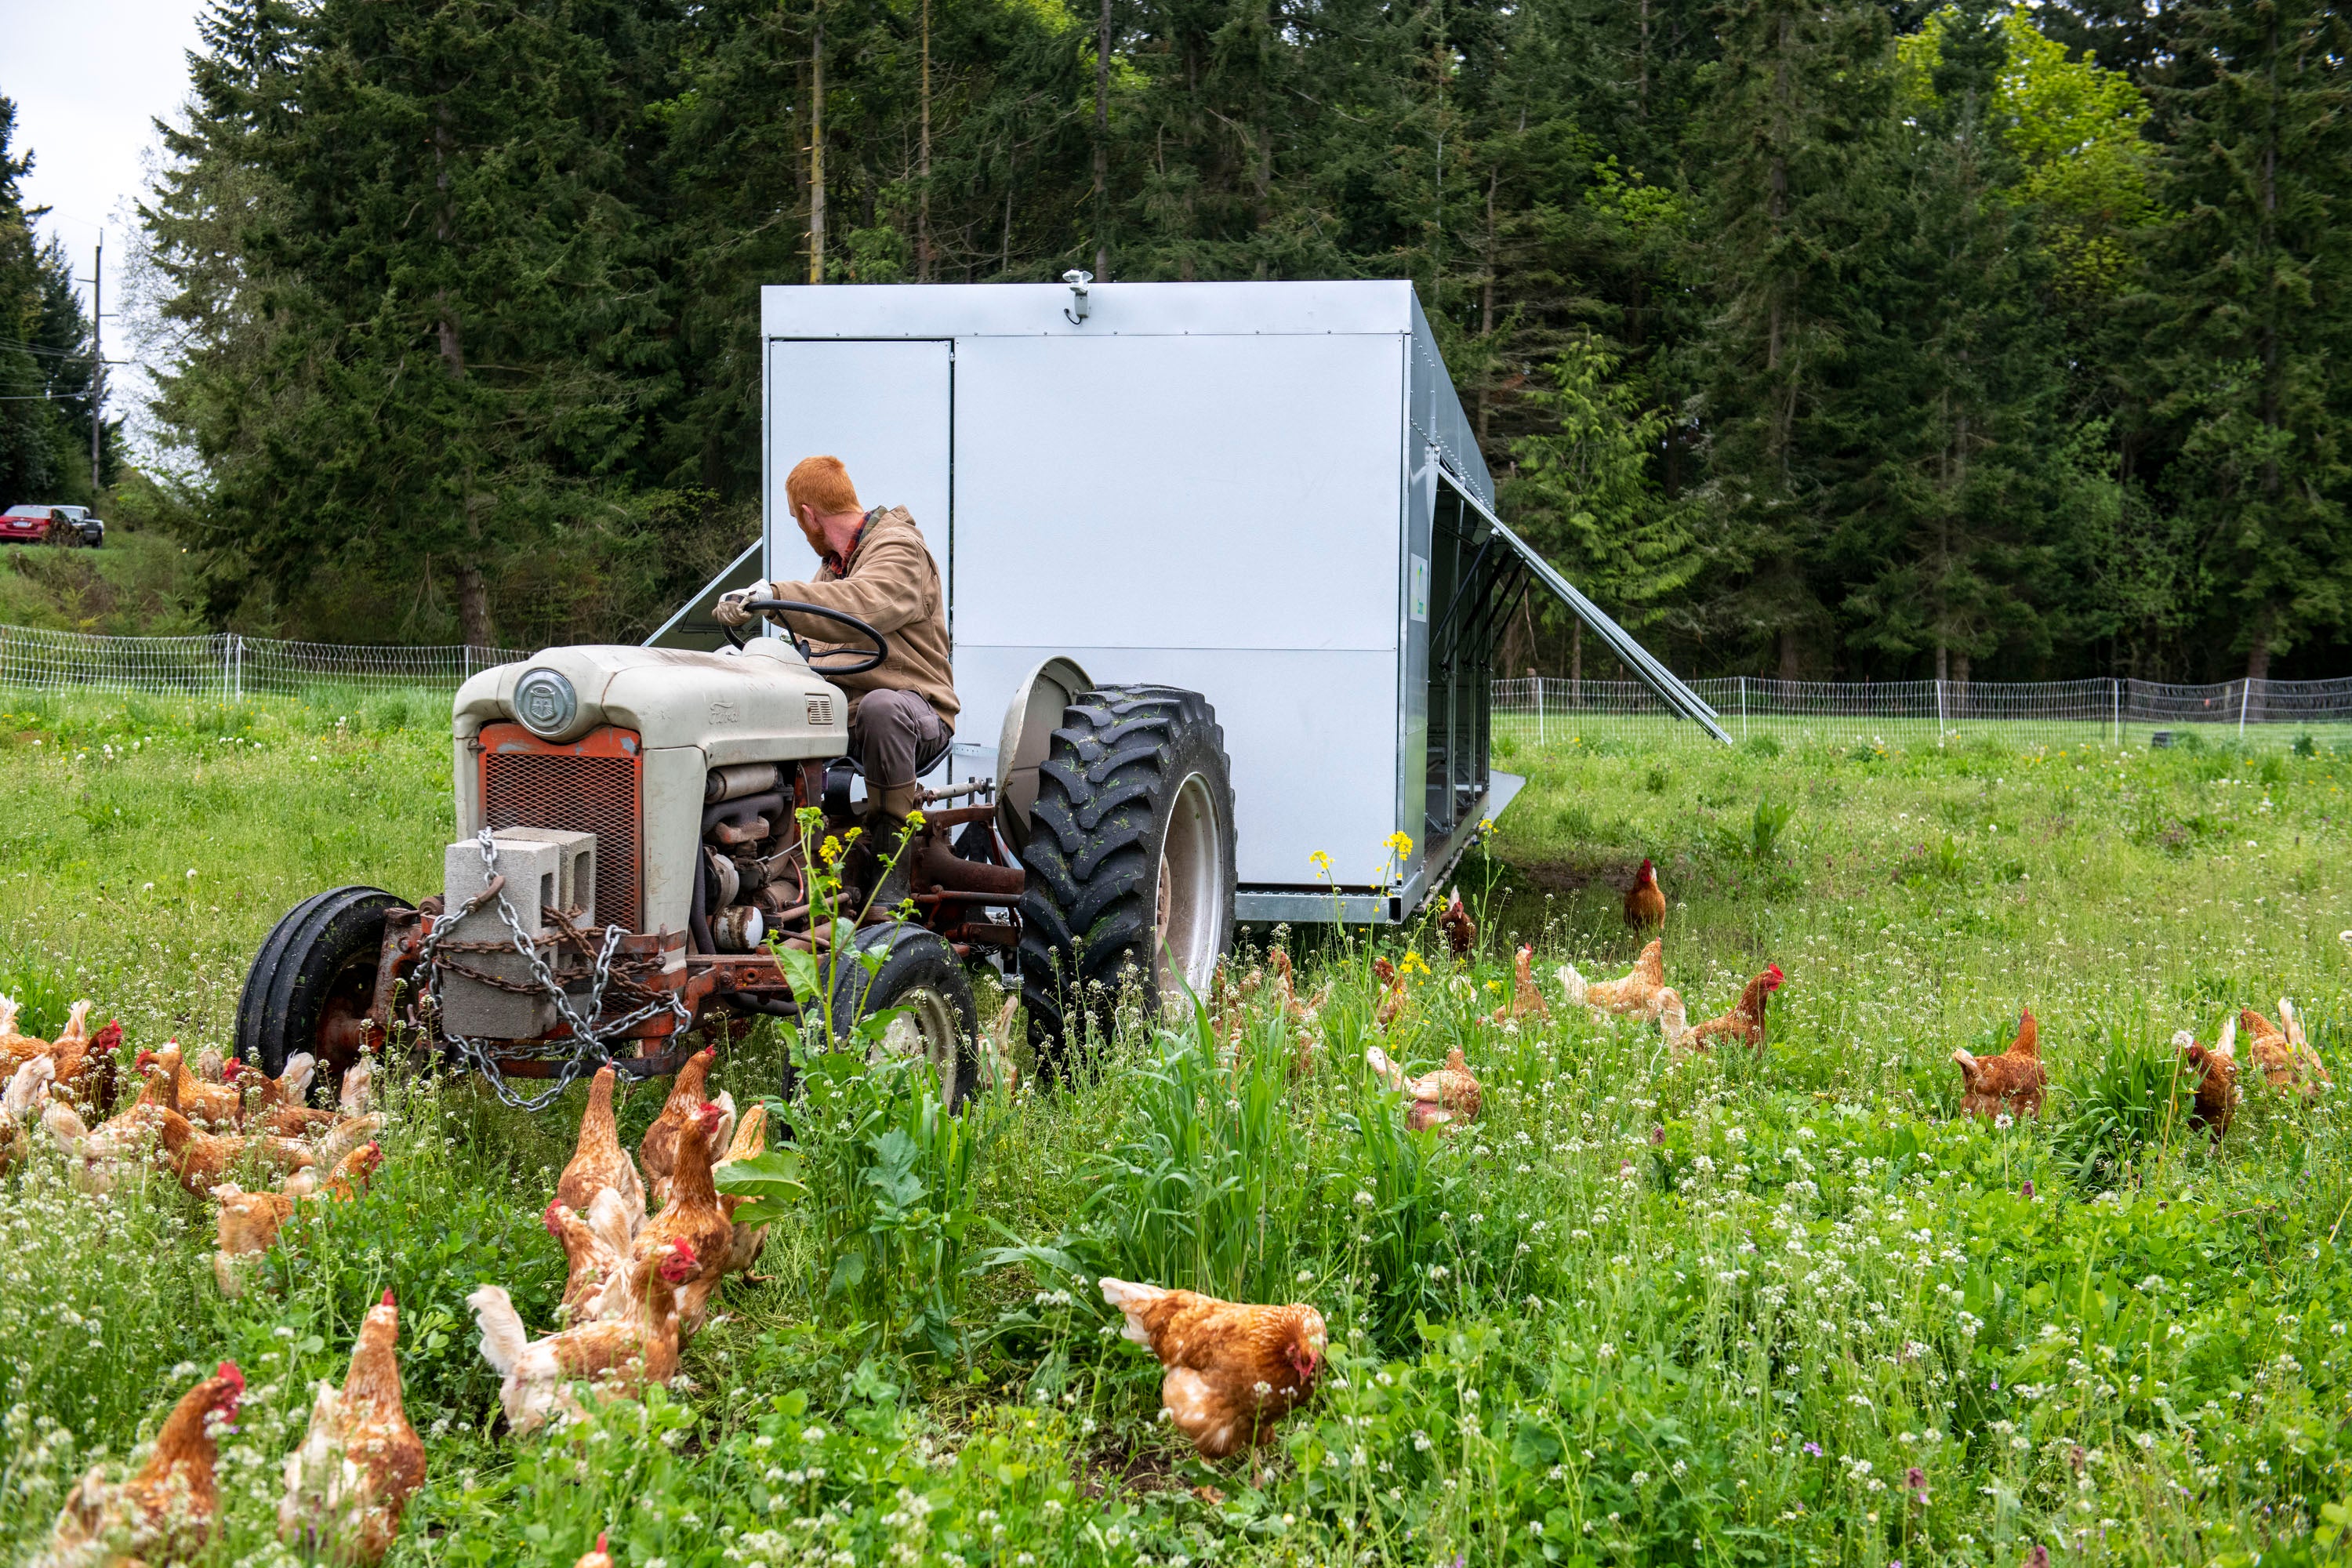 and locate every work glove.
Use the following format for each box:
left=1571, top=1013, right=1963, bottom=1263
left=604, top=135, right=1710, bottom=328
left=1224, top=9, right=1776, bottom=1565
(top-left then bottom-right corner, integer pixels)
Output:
left=713, top=586, right=764, bottom=628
